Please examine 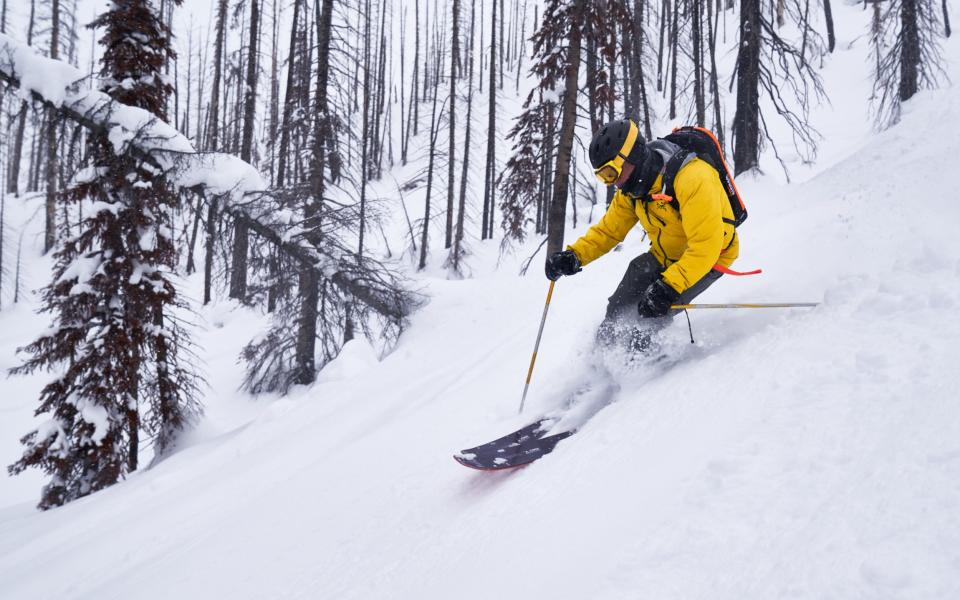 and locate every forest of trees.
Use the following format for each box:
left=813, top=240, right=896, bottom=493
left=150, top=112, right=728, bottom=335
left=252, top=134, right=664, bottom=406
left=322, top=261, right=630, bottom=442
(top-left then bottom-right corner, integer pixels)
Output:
left=0, top=0, right=949, bottom=507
